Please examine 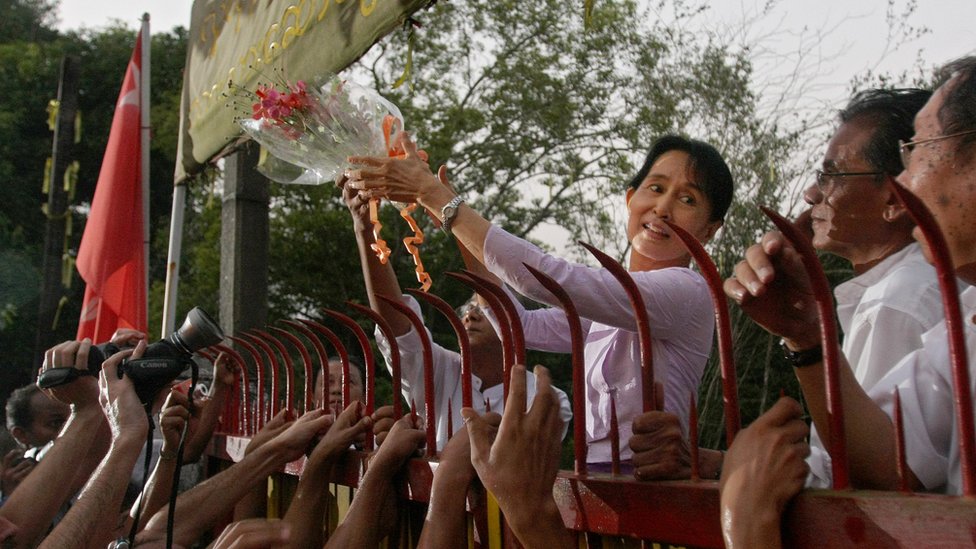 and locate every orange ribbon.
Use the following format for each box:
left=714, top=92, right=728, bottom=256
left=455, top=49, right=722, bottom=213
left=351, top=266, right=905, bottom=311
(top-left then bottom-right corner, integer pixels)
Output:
left=368, top=115, right=432, bottom=290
